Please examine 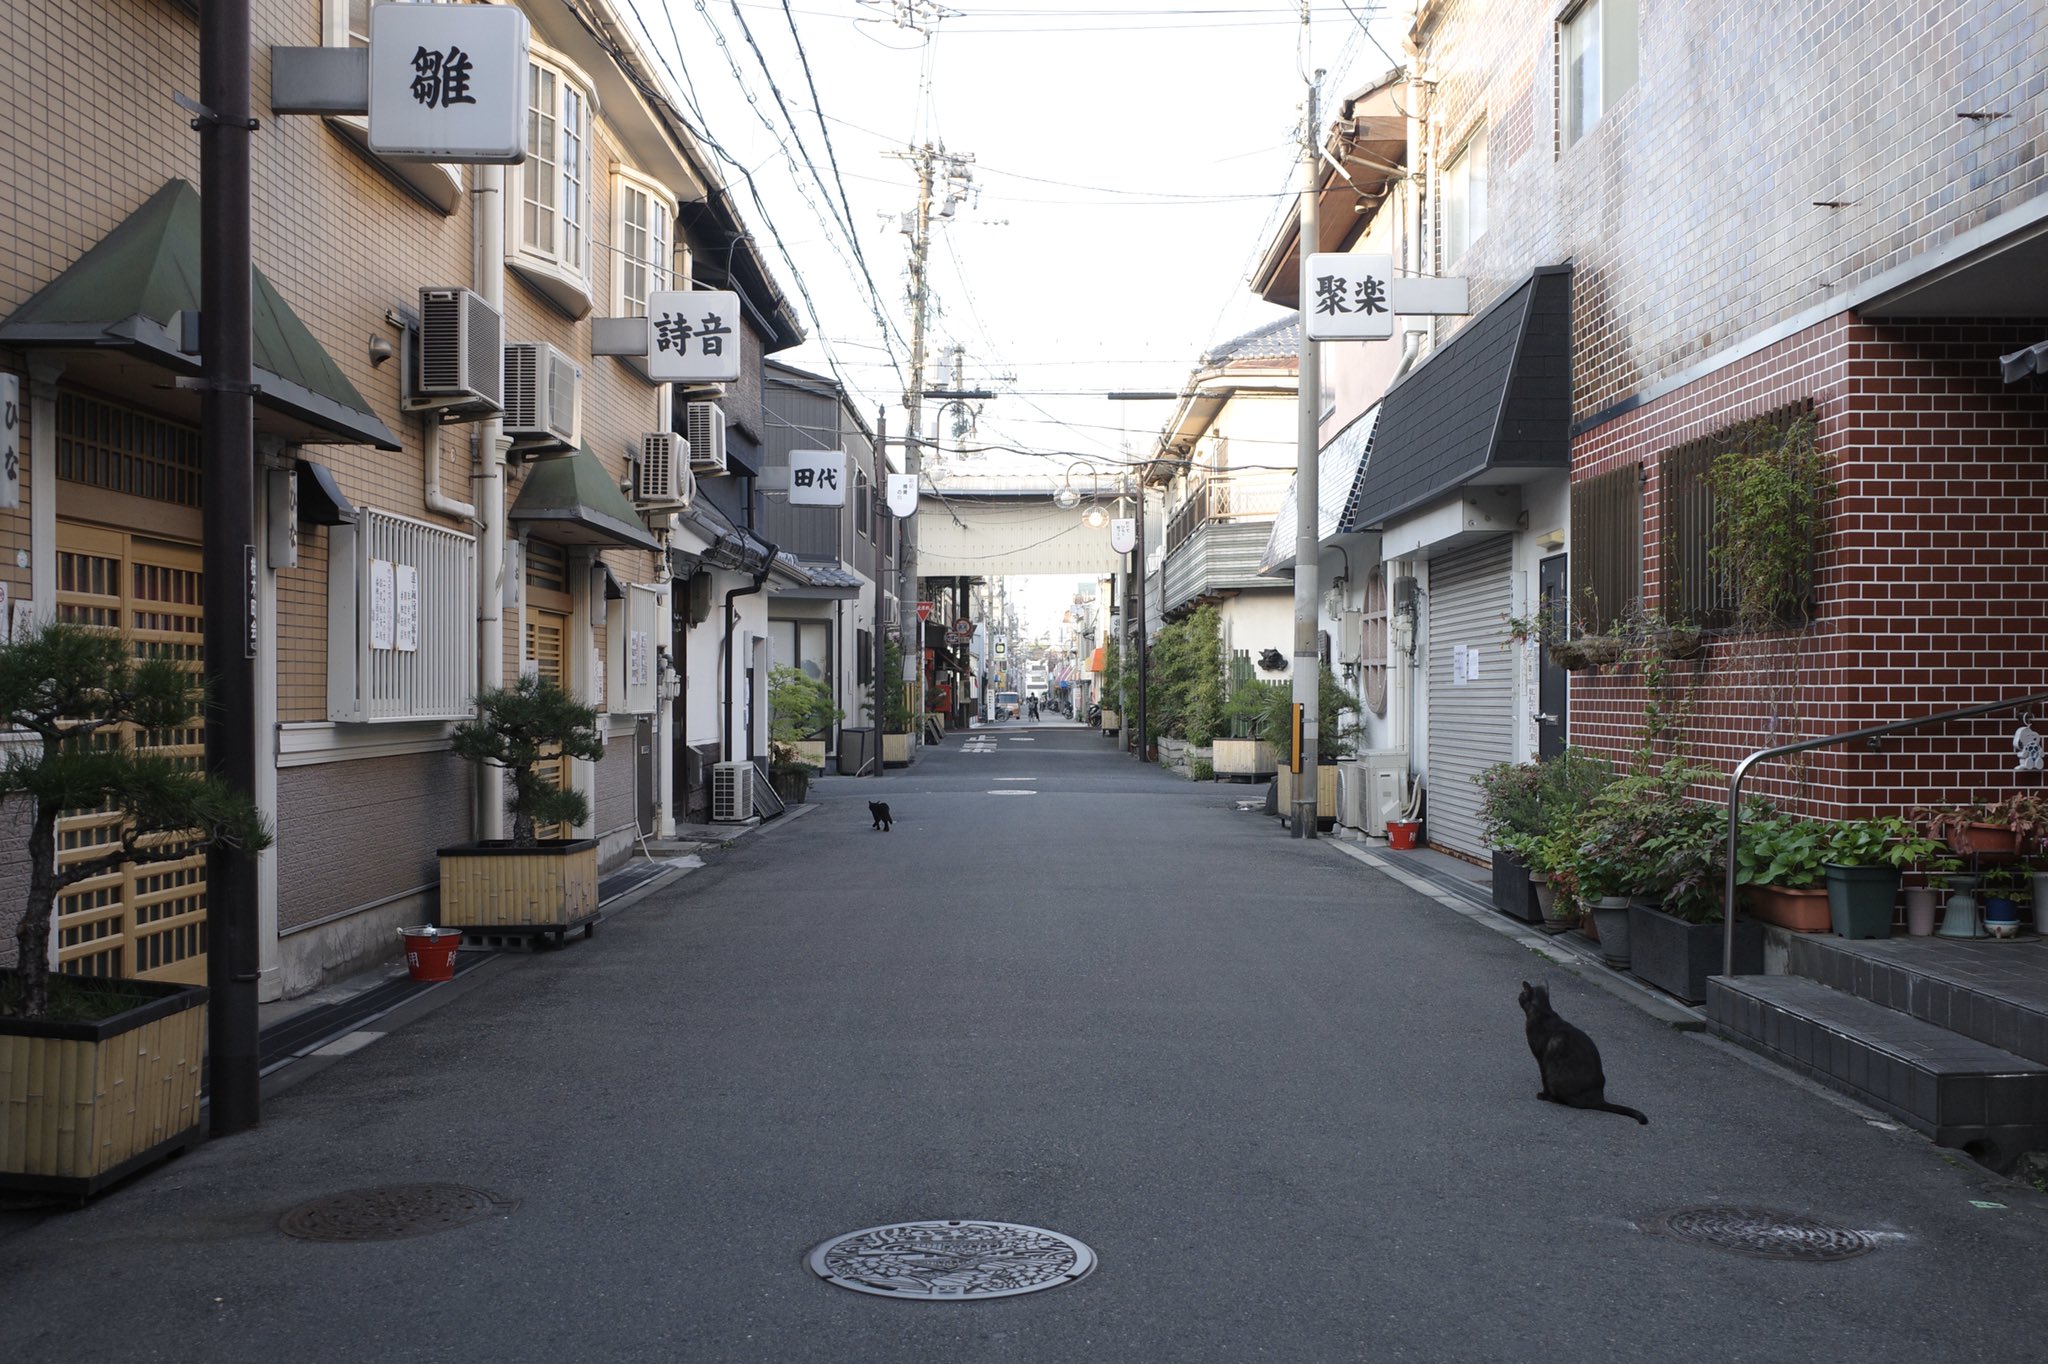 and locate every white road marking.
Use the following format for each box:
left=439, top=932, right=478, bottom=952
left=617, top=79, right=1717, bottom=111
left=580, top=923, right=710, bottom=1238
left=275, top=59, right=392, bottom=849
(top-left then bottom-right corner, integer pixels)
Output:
left=311, top=1030, right=386, bottom=1058
left=986, top=789, right=1038, bottom=796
